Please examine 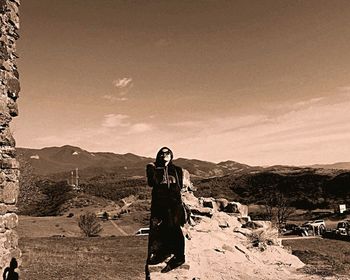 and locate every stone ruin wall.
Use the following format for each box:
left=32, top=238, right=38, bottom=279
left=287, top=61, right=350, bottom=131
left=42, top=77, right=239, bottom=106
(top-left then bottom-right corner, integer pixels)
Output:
left=0, top=0, right=21, bottom=273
